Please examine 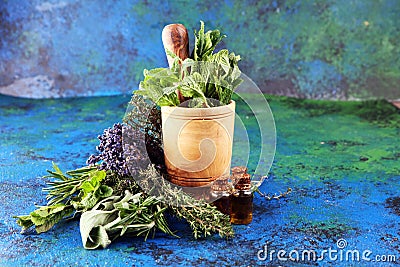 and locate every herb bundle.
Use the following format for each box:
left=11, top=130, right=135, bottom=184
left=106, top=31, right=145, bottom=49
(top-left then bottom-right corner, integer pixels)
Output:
left=14, top=165, right=113, bottom=234
left=135, top=21, right=243, bottom=108
left=13, top=21, right=288, bottom=250
left=14, top=94, right=233, bottom=249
